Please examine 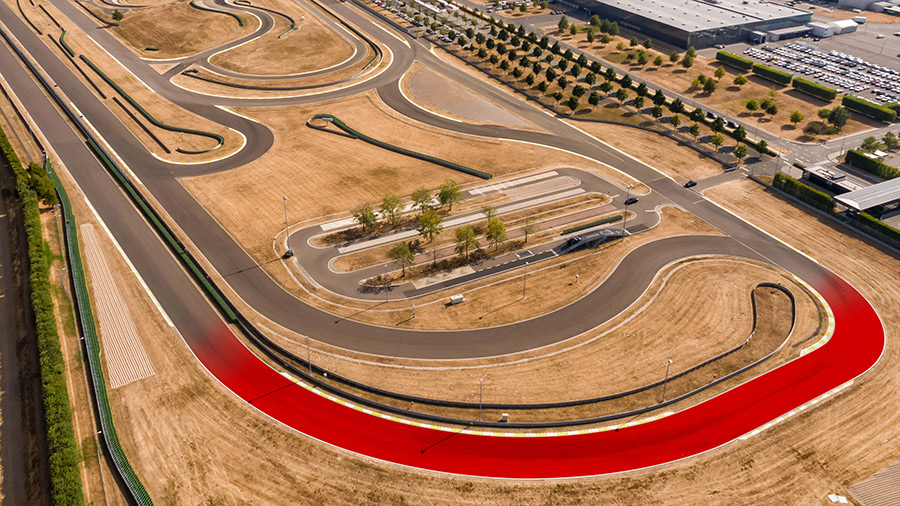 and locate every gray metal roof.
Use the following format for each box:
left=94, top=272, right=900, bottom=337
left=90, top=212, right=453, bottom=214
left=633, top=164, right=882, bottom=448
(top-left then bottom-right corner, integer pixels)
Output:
left=835, top=177, right=900, bottom=210
left=593, top=0, right=809, bottom=32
